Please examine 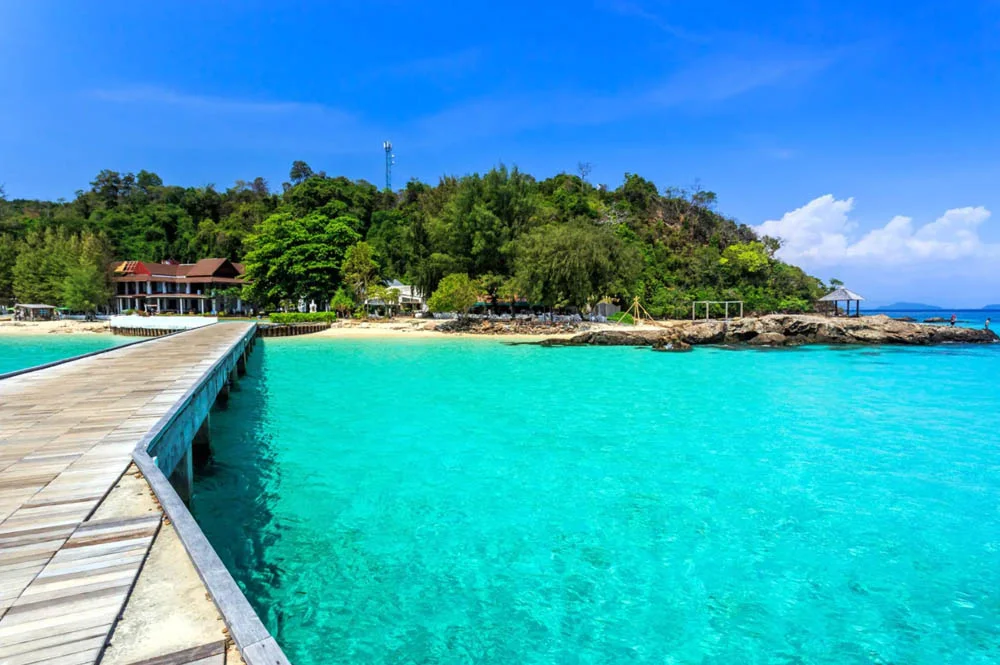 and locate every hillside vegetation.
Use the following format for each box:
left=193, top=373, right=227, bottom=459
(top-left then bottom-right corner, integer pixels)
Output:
left=0, top=163, right=826, bottom=316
